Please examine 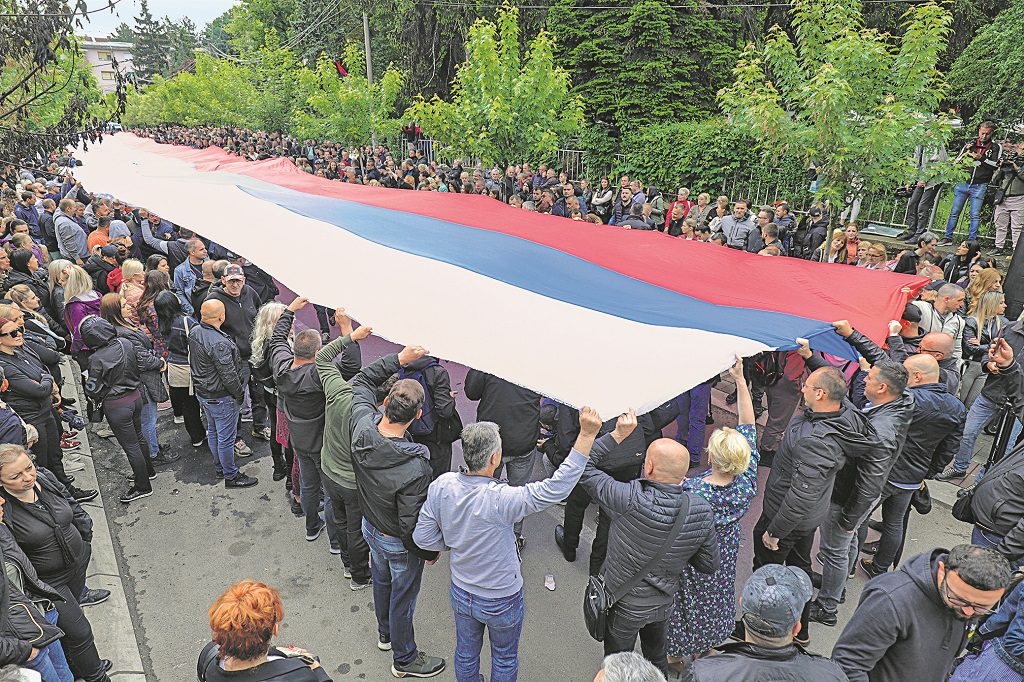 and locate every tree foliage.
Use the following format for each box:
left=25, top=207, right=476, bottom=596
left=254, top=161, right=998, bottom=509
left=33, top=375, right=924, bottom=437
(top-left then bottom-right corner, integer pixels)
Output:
left=132, top=0, right=171, bottom=83
left=719, top=0, right=957, bottom=209
left=948, top=0, right=1024, bottom=127
left=408, top=2, right=582, bottom=167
